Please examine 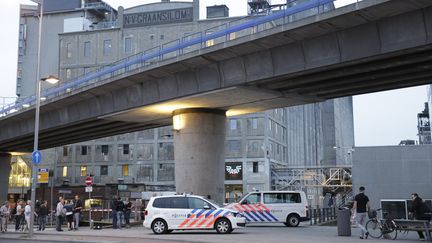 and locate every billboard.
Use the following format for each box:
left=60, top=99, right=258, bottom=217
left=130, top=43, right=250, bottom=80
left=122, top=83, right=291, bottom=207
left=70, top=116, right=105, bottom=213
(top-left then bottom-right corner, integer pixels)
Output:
left=225, top=162, right=243, bottom=180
